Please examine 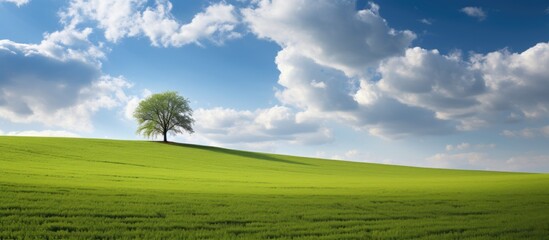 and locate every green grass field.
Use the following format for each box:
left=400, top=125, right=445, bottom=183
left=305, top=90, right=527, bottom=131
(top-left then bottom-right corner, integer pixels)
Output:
left=0, top=136, right=548, bottom=239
